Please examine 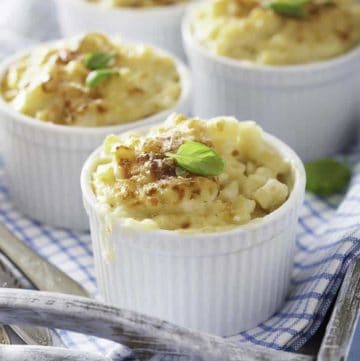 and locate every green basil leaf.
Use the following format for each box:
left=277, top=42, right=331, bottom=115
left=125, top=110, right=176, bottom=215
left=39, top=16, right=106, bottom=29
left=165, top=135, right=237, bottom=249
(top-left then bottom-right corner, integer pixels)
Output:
left=83, top=52, right=116, bottom=70
left=305, top=158, right=351, bottom=196
left=85, top=69, right=119, bottom=89
left=265, top=0, right=310, bottom=17
left=166, top=141, right=225, bottom=176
